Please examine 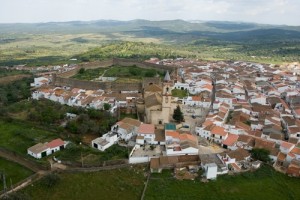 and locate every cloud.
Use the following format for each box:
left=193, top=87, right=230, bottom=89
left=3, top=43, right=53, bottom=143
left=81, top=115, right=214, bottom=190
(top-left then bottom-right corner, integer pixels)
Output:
left=0, top=0, right=299, bottom=25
